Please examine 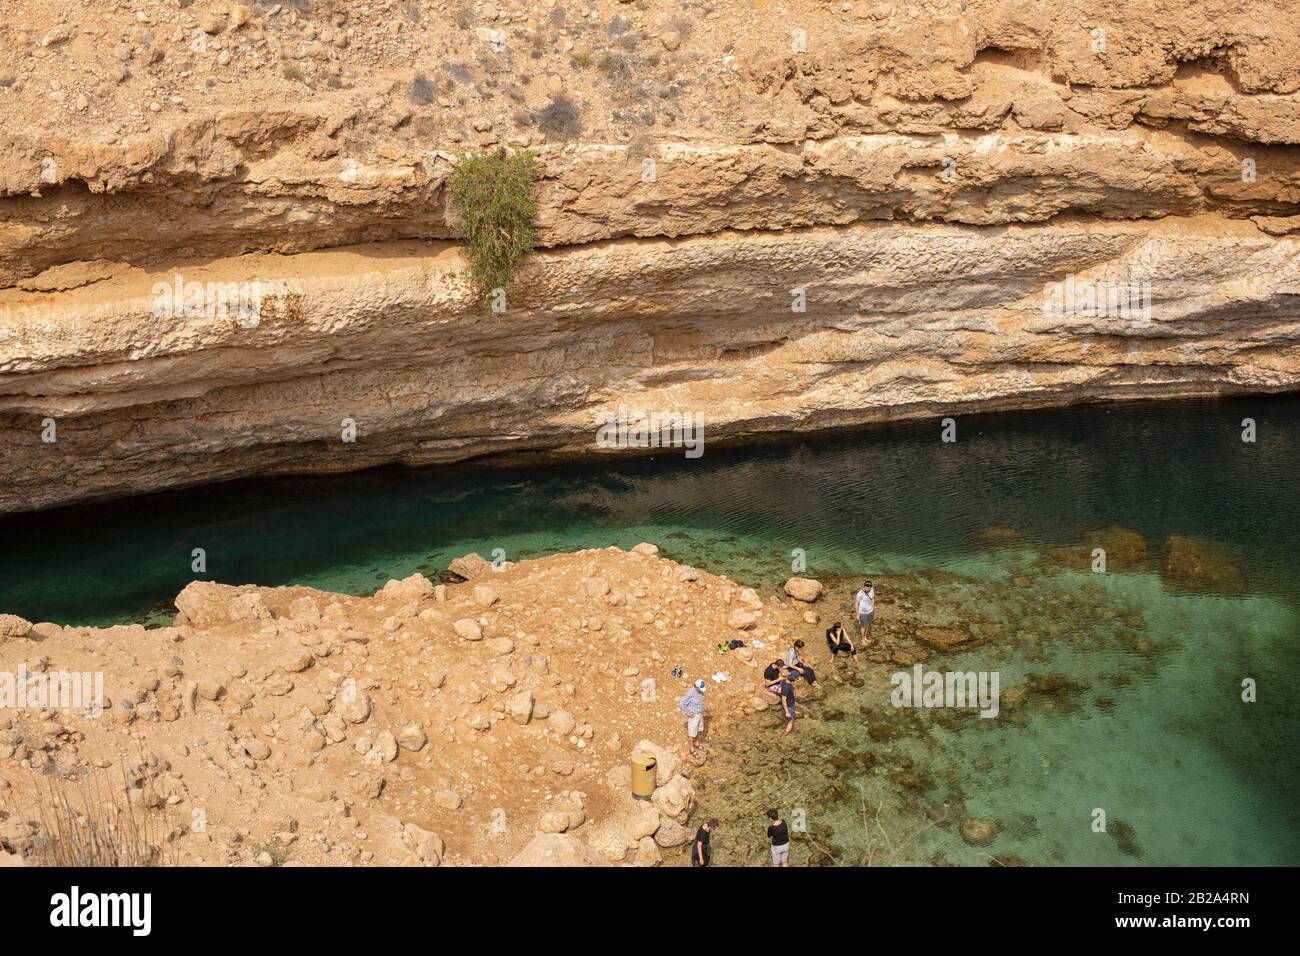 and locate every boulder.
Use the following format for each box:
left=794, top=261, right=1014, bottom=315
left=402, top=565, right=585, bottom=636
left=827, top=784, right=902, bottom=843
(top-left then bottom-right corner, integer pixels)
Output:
left=633, top=836, right=662, bottom=867
left=631, top=543, right=660, bottom=556
left=449, top=553, right=494, bottom=580
left=473, top=585, right=500, bottom=608
left=631, top=740, right=680, bottom=787
left=400, top=823, right=445, bottom=866
left=380, top=573, right=435, bottom=602
left=288, top=595, right=321, bottom=622
left=618, top=800, right=662, bottom=841
left=783, top=578, right=824, bottom=602
left=586, top=823, right=633, bottom=862
left=653, top=817, right=691, bottom=848
left=651, top=775, right=695, bottom=822
left=0, top=614, right=33, bottom=641
left=537, top=811, right=572, bottom=834
left=506, top=833, right=610, bottom=867
left=174, top=582, right=269, bottom=628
